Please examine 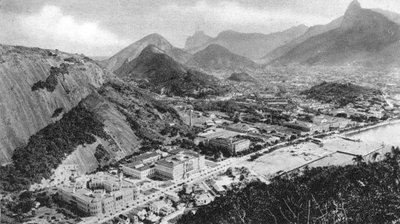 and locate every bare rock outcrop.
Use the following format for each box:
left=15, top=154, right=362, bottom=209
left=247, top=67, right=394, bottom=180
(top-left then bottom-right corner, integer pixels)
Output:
left=0, top=45, right=109, bottom=164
